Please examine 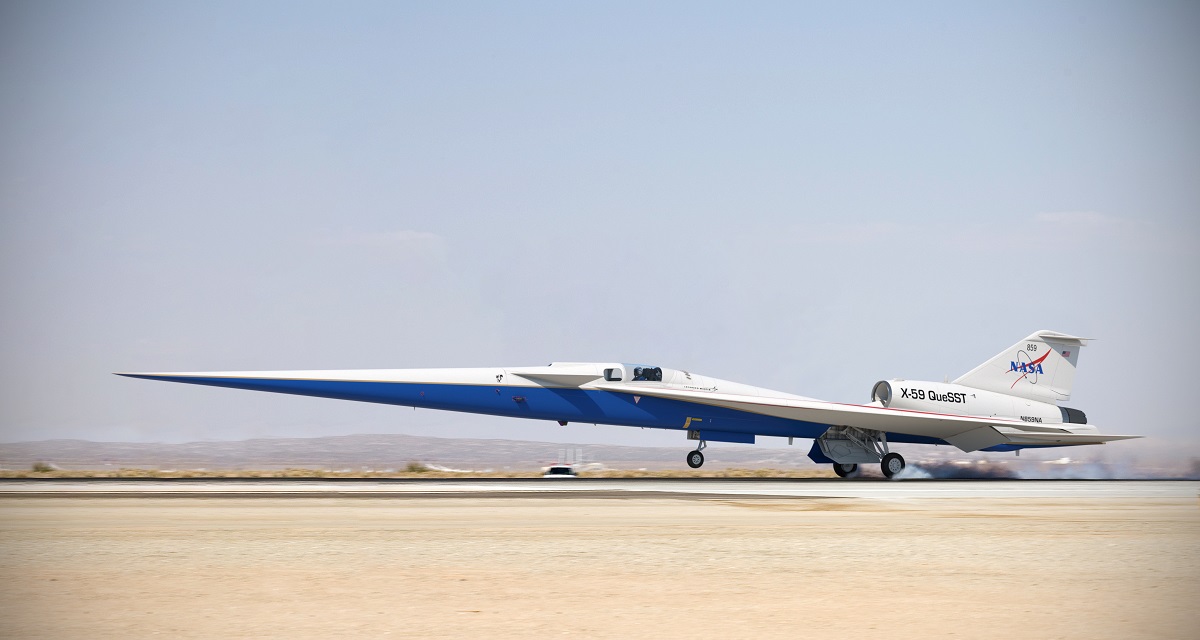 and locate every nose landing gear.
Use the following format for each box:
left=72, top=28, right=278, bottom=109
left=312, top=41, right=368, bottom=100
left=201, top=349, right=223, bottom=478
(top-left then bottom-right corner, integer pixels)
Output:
left=686, top=440, right=707, bottom=468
